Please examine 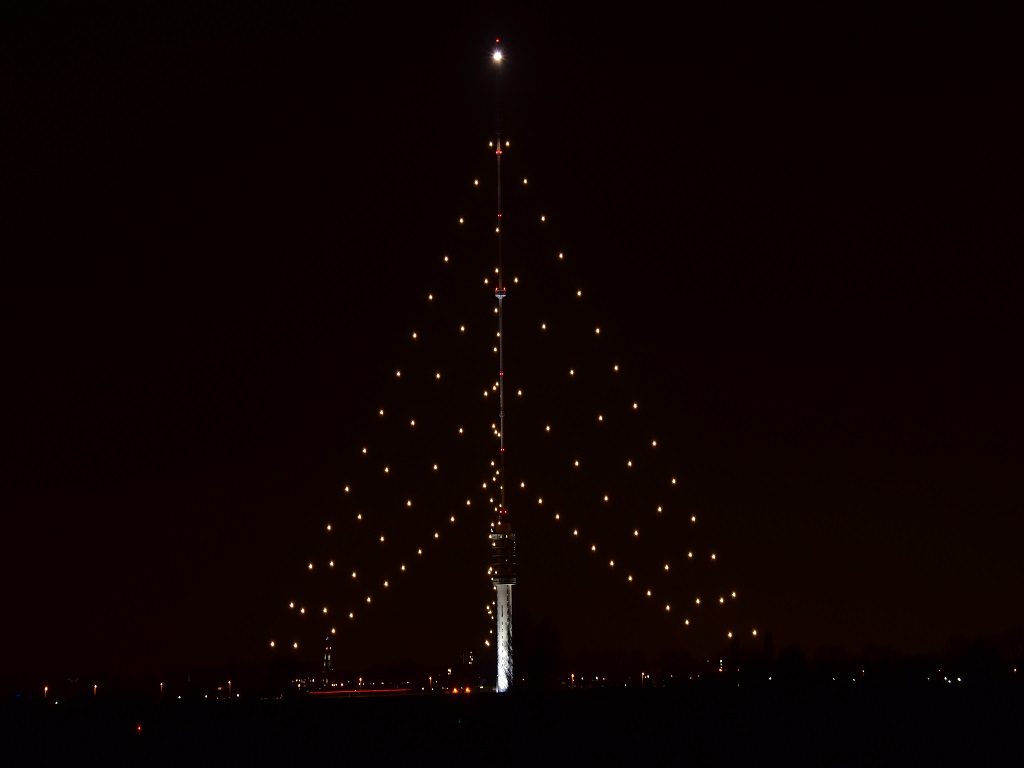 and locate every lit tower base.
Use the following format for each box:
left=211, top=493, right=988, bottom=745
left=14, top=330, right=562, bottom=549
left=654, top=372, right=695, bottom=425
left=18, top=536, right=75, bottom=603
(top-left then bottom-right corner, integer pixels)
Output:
left=490, top=517, right=516, bottom=692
